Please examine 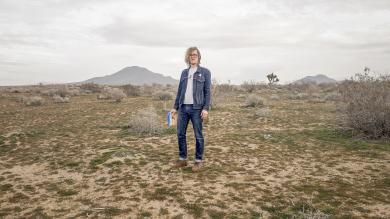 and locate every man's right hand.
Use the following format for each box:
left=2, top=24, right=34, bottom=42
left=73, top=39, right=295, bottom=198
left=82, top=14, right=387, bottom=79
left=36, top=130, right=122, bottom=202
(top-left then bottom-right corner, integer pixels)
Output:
left=171, top=109, right=177, bottom=115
